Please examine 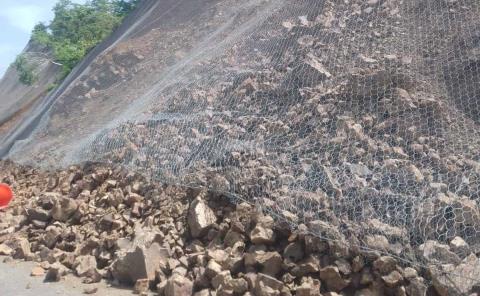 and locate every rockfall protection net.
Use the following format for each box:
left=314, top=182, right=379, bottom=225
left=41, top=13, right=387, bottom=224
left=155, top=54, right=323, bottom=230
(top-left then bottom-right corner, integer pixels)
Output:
left=5, top=0, right=480, bottom=288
